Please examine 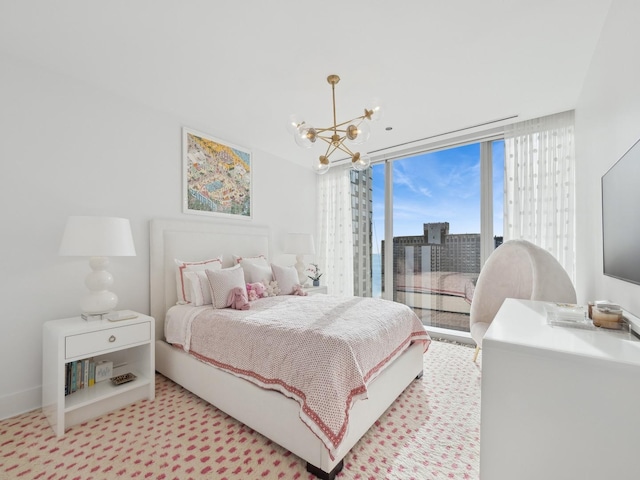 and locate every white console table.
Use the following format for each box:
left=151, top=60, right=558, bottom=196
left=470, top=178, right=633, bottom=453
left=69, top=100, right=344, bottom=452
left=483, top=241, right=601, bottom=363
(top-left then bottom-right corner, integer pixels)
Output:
left=480, top=299, right=640, bottom=480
